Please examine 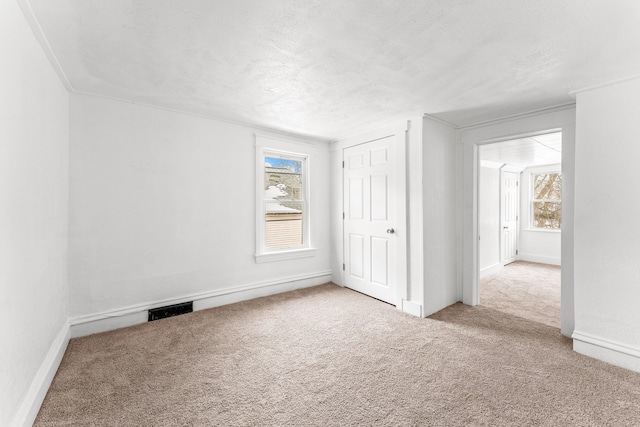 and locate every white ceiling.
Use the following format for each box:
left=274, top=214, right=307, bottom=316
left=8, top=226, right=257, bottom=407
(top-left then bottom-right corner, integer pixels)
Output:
left=26, top=0, right=640, bottom=140
left=480, top=132, right=562, bottom=169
